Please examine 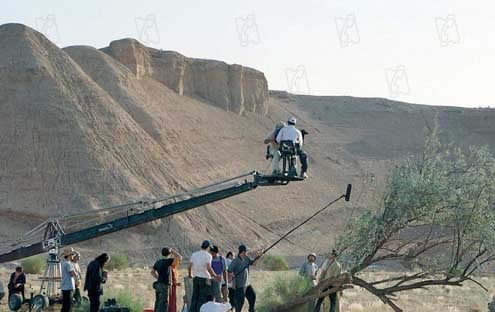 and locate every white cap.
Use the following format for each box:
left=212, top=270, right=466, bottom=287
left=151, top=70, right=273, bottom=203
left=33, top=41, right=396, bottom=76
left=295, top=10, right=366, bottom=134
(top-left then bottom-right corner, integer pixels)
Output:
left=288, top=116, right=297, bottom=125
